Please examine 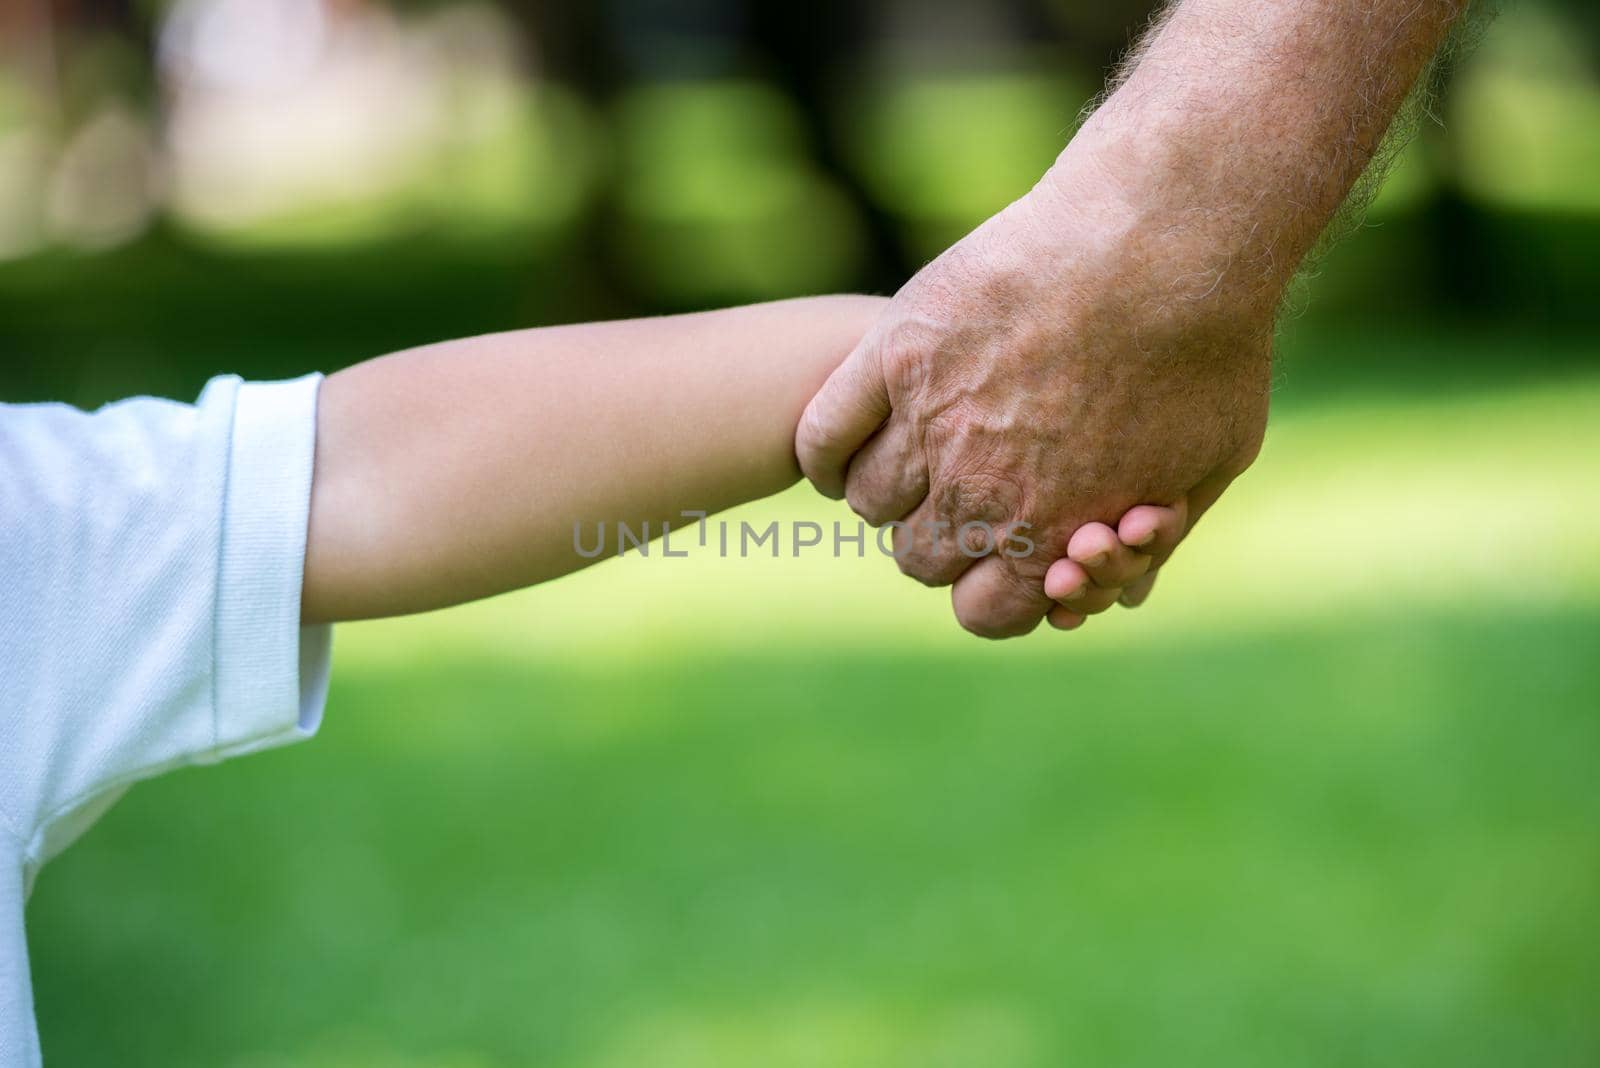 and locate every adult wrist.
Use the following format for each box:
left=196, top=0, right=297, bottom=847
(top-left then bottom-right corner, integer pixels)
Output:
left=1036, top=122, right=1287, bottom=339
